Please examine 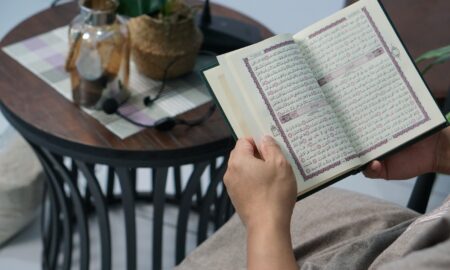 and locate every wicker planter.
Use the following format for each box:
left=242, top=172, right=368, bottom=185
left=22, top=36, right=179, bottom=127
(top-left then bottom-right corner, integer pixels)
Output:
left=128, top=7, right=203, bottom=80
